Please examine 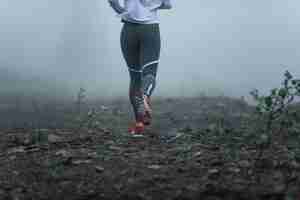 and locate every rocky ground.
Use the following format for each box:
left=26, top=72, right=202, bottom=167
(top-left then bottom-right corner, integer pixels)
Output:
left=0, top=95, right=300, bottom=200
